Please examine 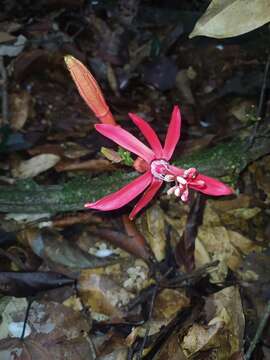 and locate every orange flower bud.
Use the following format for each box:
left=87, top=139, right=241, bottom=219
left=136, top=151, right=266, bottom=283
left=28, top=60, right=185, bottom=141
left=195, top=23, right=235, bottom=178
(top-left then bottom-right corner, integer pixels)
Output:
left=65, top=55, right=116, bottom=125
left=133, top=157, right=149, bottom=173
